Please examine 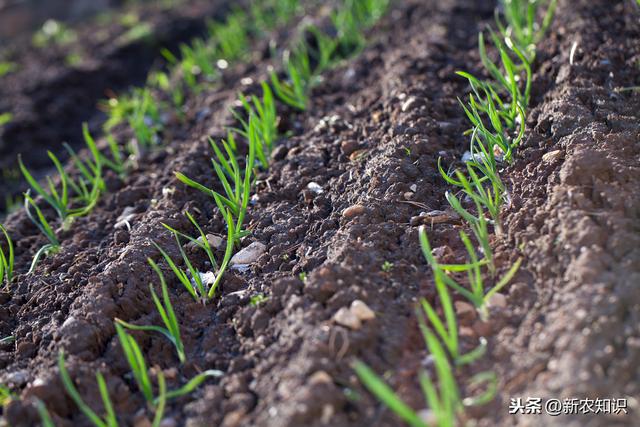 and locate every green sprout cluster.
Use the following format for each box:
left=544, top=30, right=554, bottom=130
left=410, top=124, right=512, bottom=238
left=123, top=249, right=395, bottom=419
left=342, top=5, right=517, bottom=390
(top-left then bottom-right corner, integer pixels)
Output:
left=355, top=1, right=557, bottom=425
left=20, top=0, right=390, bottom=425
